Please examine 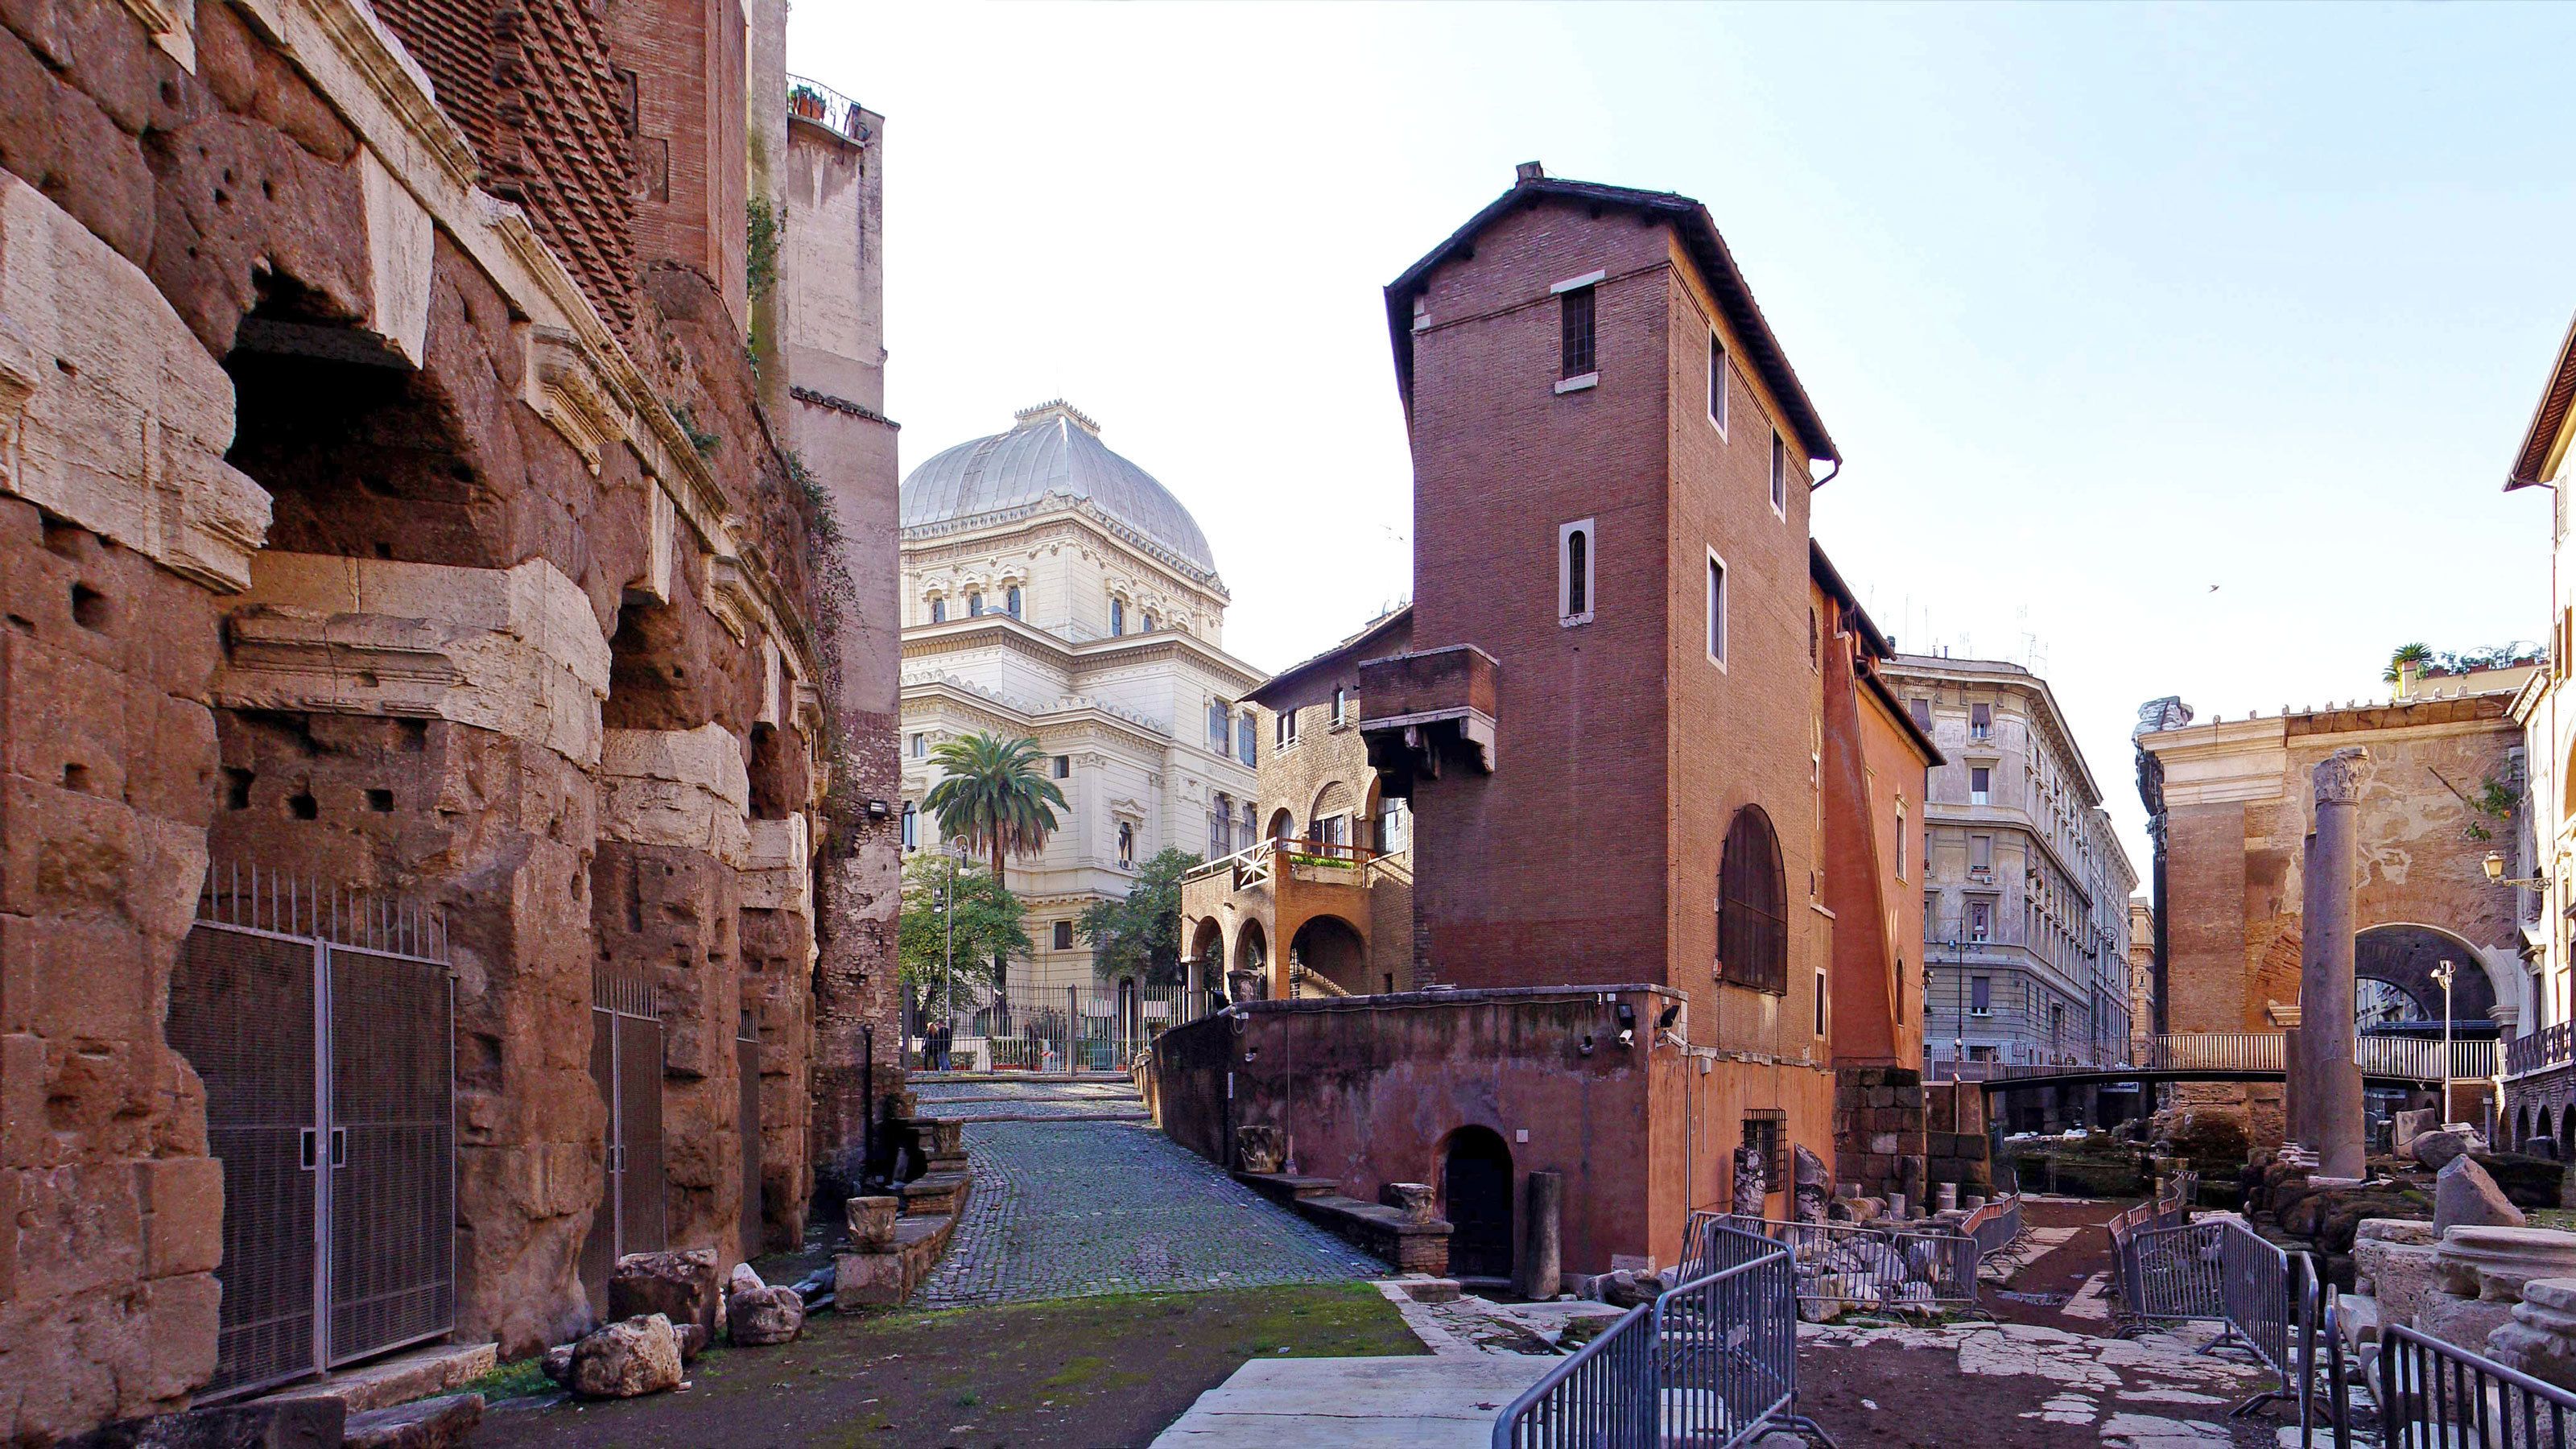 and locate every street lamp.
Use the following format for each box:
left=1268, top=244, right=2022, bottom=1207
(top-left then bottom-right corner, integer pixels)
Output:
left=2434, top=958, right=2457, bottom=1125
left=2485, top=852, right=2548, bottom=889
left=939, top=839, right=970, bottom=1067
